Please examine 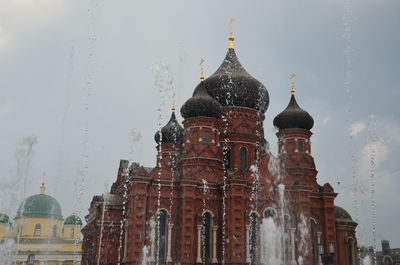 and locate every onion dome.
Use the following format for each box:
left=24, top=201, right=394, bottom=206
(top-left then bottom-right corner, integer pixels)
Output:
left=273, top=94, right=314, bottom=130
left=335, top=206, right=354, bottom=222
left=194, top=34, right=269, bottom=113
left=0, top=213, right=9, bottom=224
left=181, top=81, right=222, bottom=119
left=64, top=214, right=82, bottom=226
left=154, top=111, right=184, bottom=145
left=16, top=194, right=63, bottom=220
